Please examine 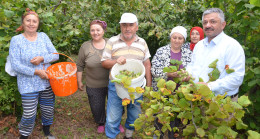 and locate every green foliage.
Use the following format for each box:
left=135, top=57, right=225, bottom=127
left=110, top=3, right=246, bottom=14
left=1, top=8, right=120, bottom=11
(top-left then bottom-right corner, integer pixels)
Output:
left=0, top=52, right=21, bottom=116
left=134, top=60, right=255, bottom=138
left=0, top=0, right=259, bottom=134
